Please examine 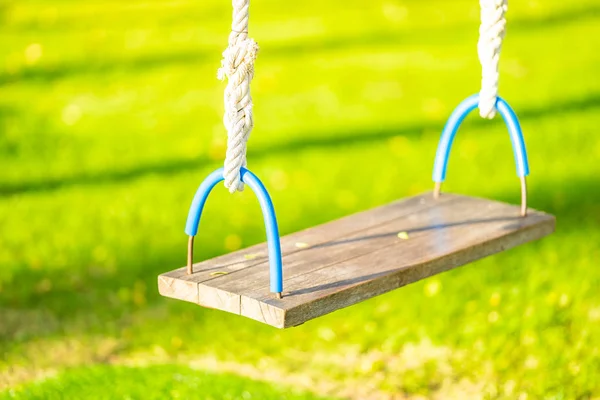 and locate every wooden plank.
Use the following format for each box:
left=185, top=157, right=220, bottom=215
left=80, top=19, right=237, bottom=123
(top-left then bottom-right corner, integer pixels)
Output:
left=158, top=193, right=555, bottom=328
